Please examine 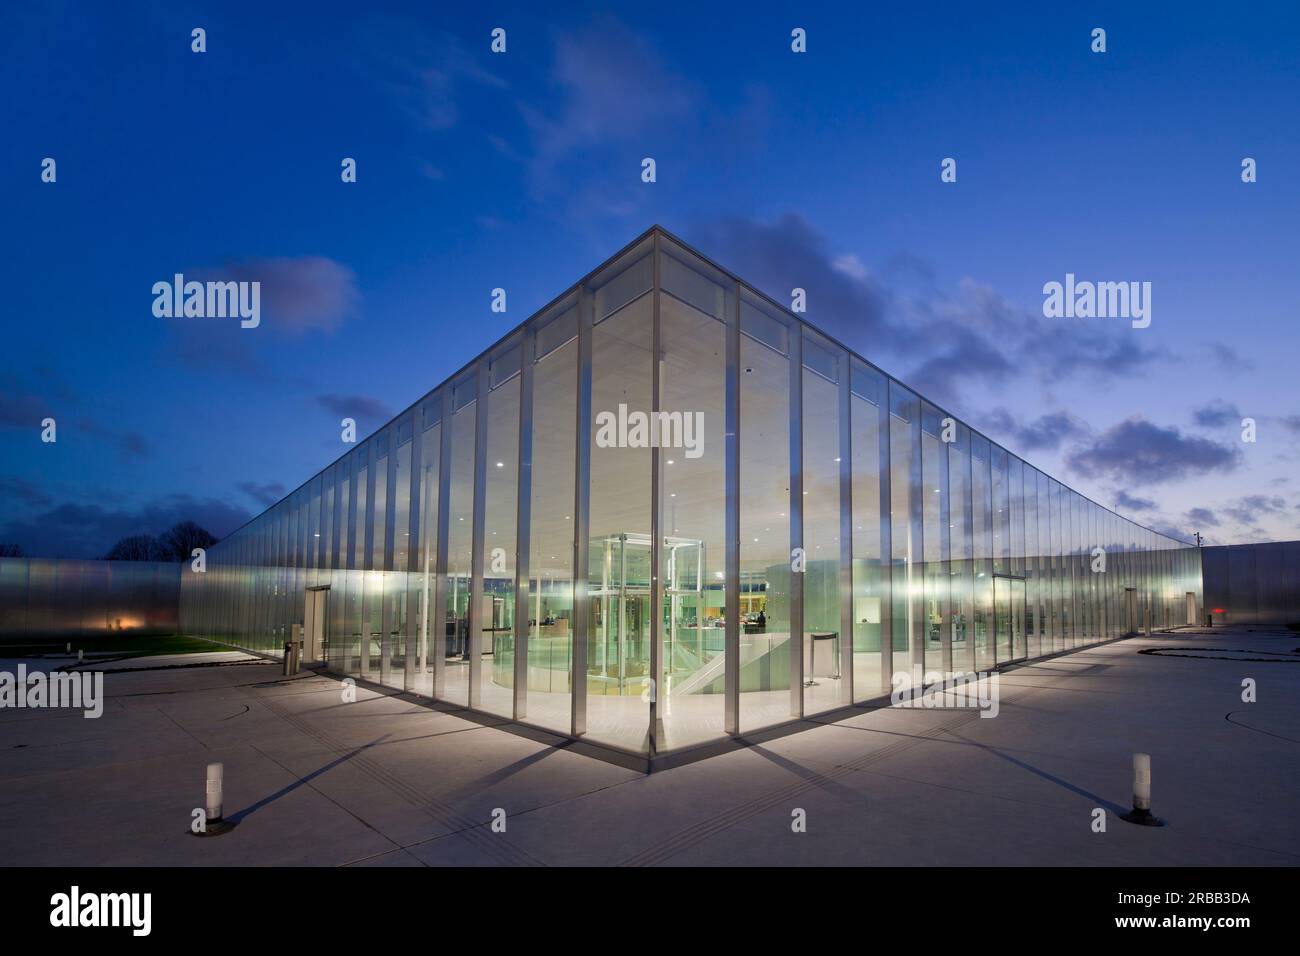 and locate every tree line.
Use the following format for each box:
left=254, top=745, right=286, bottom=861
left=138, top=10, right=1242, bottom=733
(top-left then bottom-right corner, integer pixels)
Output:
left=0, top=522, right=219, bottom=562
